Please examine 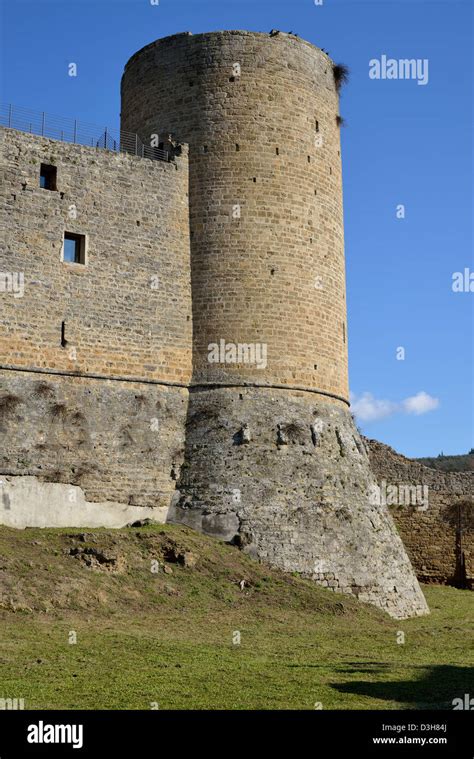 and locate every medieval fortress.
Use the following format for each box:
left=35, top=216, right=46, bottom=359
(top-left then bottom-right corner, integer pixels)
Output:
left=0, top=31, right=471, bottom=618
